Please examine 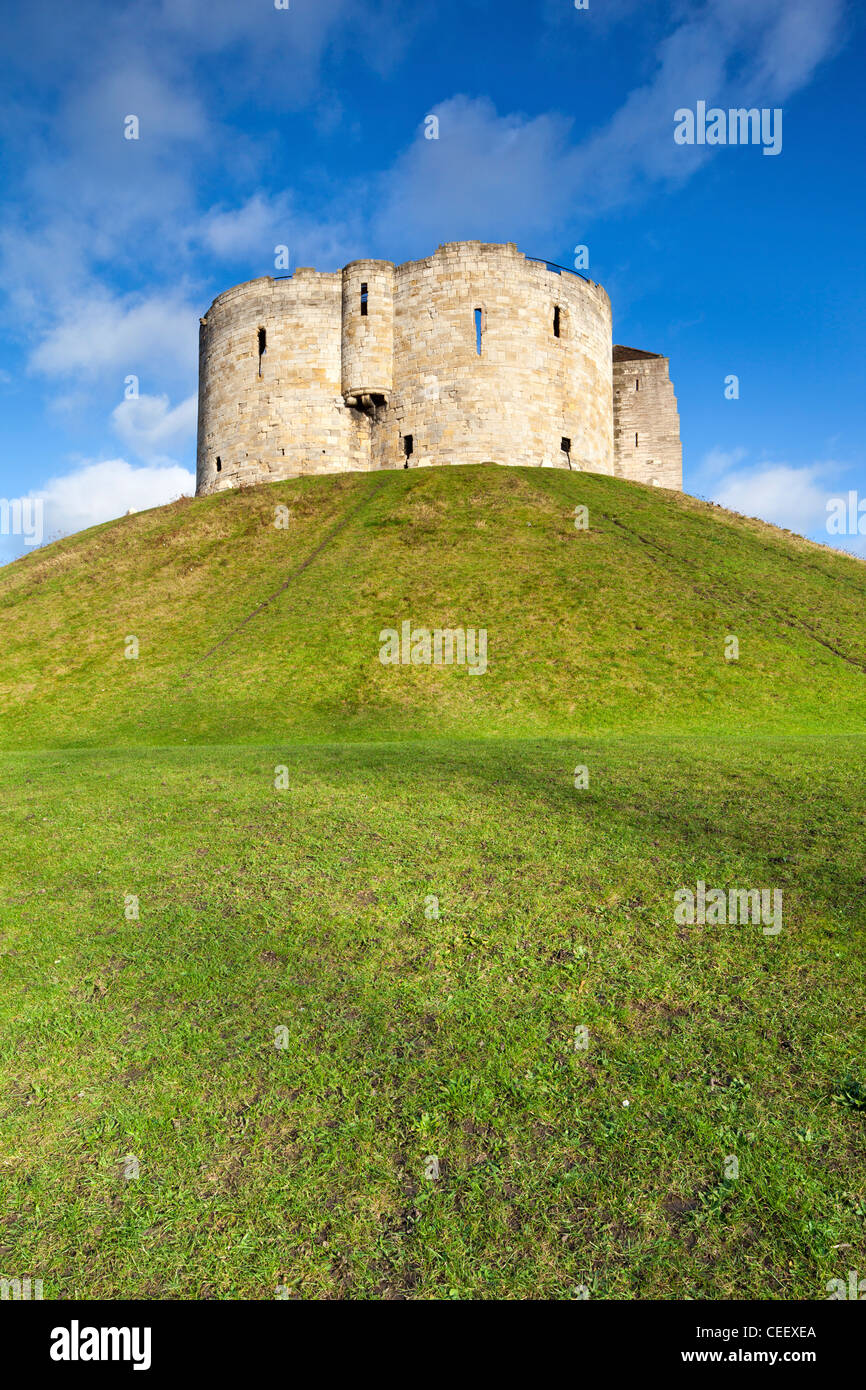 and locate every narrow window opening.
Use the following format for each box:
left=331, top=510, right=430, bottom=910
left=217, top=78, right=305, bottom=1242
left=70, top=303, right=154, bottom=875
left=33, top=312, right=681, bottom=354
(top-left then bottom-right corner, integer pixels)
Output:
left=635, top=377, right=640, bottom=390
left=553, top=305, right=561, bottom=338
left=257, top=327, right=266, bottom=376
left=360, top=282, right=368, bottom=316
left=635, top=432, right=639, bottom=448
left=474, top=307, right=483, bottom=355
left=560, top=436, right=572, bottom=469
left=215, top=456, right=222, bottom=472
left=402, top=434, right=413, bottom=467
